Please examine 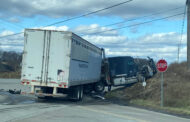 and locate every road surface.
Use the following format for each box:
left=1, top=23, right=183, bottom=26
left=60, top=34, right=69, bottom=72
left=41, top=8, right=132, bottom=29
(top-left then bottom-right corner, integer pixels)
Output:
left=0, top=79, right=30, bottom=93
left=0, top=79, right=190, bottom=122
